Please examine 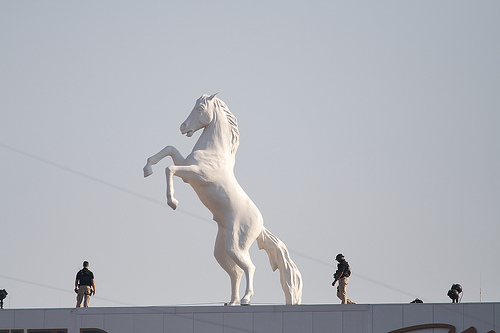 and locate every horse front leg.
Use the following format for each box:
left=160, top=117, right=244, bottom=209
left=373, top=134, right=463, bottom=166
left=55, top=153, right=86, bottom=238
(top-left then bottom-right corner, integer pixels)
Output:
left=165, top=165, right=201, bottom=210
left=143, top=145, right=185, bottom=178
